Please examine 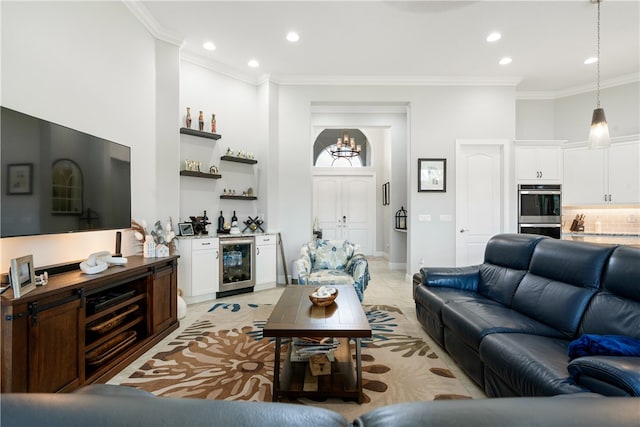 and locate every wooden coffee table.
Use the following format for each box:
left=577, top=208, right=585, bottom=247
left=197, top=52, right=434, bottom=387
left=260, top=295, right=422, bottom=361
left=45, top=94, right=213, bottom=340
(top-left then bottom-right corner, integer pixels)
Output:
left=263, top=284, right=372, bottom=403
